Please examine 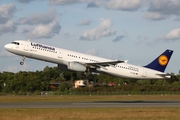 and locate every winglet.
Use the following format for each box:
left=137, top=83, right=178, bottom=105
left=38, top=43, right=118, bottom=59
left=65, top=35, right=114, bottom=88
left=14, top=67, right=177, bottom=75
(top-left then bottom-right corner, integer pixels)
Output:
left=144, top=49, right=173, bottom=72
